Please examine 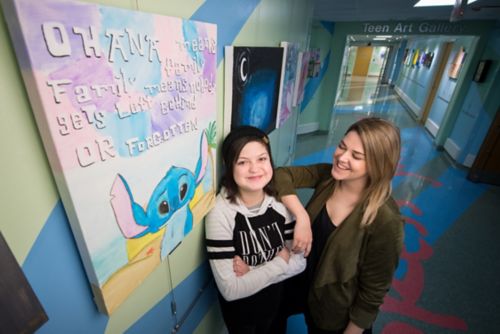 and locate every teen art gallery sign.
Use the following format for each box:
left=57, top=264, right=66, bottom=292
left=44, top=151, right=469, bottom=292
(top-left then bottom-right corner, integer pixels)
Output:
left=4, top=0, right=216, bottom=314
left=362, top=22, right=467, bottom=34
